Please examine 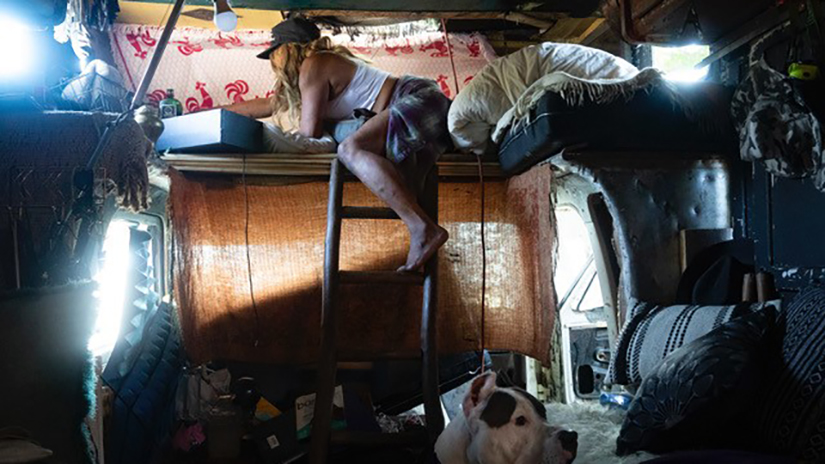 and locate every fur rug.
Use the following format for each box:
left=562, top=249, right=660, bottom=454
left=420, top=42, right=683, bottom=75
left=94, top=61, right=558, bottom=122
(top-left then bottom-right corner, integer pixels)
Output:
left=545, top=402, right=657, bottom=464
